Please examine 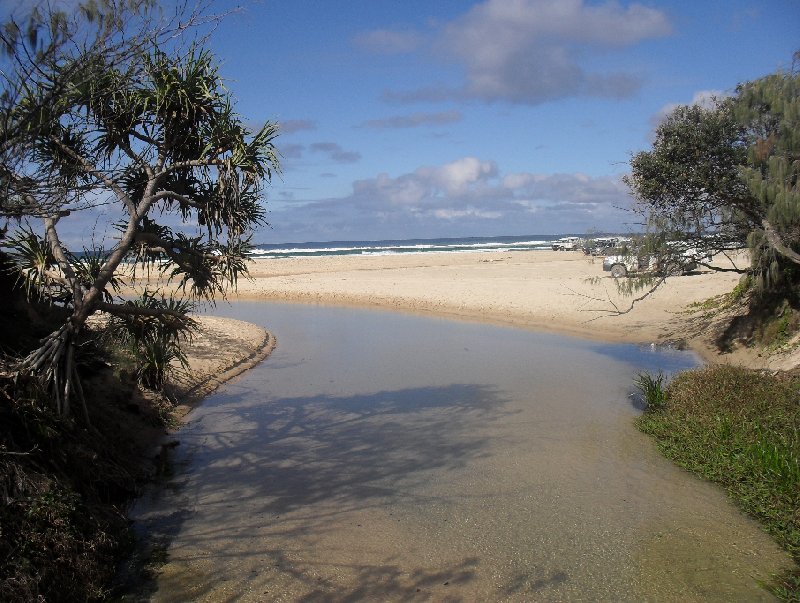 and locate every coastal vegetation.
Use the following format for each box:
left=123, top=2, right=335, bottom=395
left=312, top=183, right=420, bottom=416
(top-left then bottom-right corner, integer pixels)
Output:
left=624, top=52, right=800, bottom=326
left=636, top=366, right=800, bottom=600
left=0, top=1, right=278, bottom=599
left=628, top=52, right=800, bottom=601
left=0, top=0, right=796, bottom=600
left=0, top=0, right=278, bottom=415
